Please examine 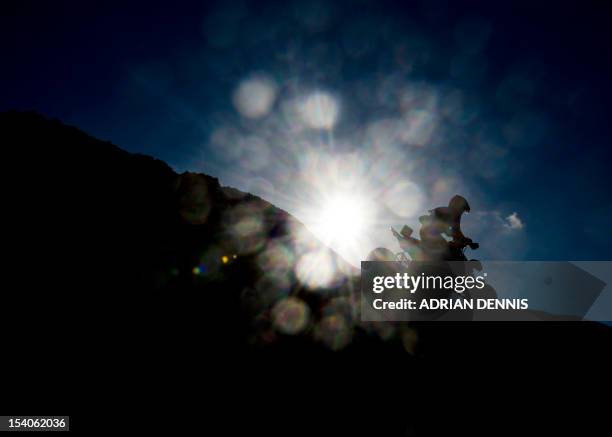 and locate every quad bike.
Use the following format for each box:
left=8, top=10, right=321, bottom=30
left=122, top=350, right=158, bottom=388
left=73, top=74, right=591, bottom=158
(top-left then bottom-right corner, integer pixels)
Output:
left=367, top=226, right=482, bottom=272
left=364, top=226, right=483, bottom=321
